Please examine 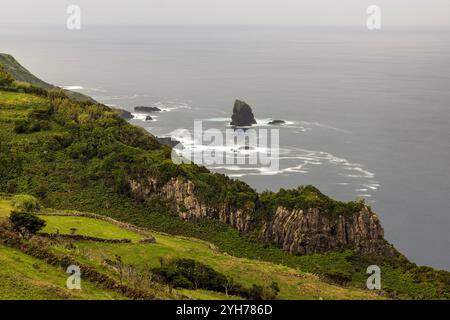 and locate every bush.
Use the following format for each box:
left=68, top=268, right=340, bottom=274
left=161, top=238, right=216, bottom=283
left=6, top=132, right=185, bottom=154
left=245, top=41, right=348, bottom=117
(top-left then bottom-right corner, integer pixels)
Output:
left=13, top=119, right=50, bottom=134
left=151, top=258, right=280, bottom=299
left=11, top=195, right=41, bottom=212
left=0, top=64, right=14, bottom=87
left=152, top=258, right=227, bottom=291
left=9, top=211, right=46, bottom=235
left=6, top=180, right=18, bottom=193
